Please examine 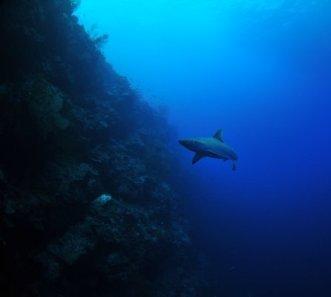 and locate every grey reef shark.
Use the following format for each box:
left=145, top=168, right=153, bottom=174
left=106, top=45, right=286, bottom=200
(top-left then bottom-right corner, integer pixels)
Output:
left=179, top=129, right=238, bottom=170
